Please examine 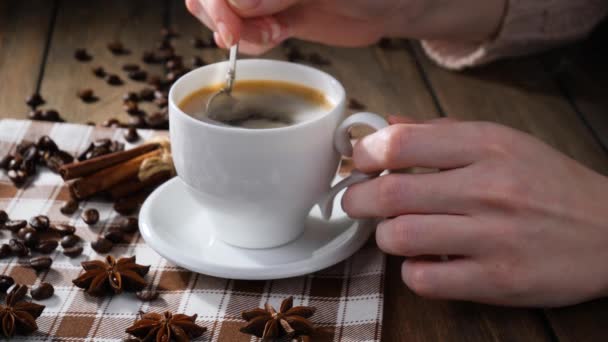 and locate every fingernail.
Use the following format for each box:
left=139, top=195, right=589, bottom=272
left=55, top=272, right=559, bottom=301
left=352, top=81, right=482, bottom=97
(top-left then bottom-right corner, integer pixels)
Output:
left=217, top=22, right=233, bottom=47
left=229, top=0, right=259, bottom=10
